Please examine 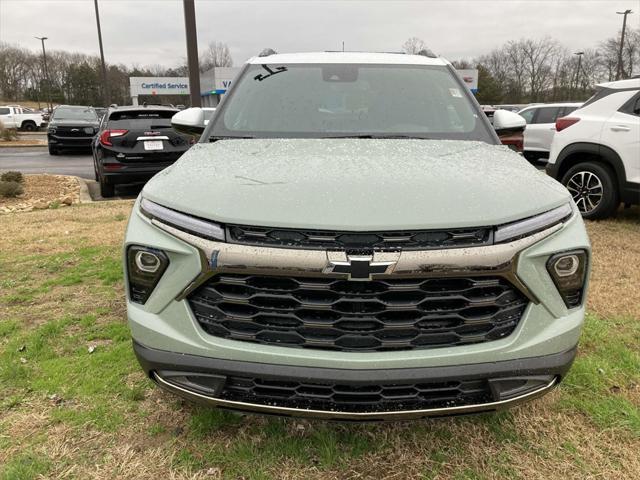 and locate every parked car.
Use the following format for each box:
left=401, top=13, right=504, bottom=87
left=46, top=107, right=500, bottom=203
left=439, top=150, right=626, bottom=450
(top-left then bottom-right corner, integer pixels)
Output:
left=125, top=52, right=590, bottom=421
left=92, top=105, right=192, bottom=197
left=47, top=105, right=100, bottom=155
left=0, top=105, right=45, bottom=131
left=517, top=103, right=582, bottom=162
left=547, top=78, right=639, bottom=219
